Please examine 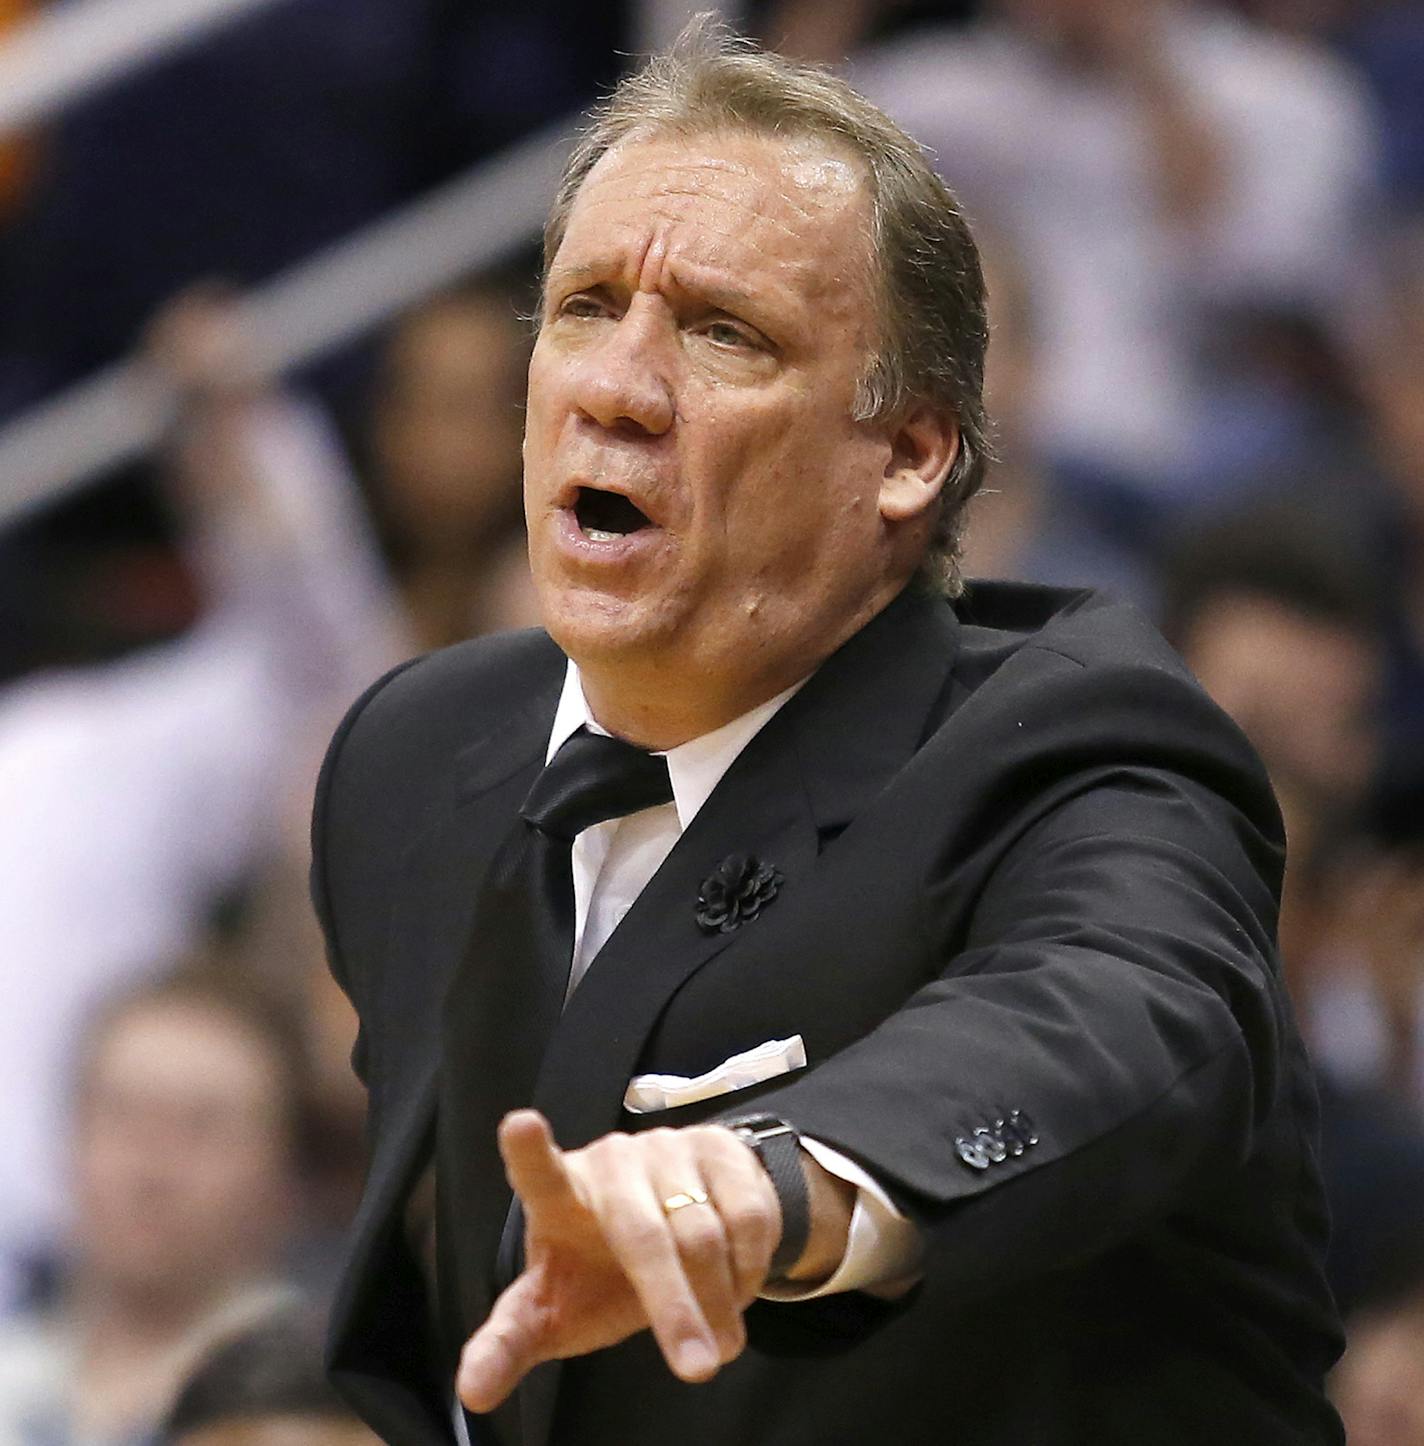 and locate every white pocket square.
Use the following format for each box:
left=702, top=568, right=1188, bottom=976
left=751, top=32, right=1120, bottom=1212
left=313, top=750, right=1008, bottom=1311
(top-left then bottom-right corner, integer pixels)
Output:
left=623, top=1034, right=807, bottom=1114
